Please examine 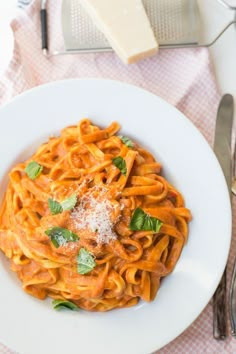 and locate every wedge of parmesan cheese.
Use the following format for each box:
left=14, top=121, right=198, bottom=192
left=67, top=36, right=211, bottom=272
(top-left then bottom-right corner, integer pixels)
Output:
left=79, top=0, right=159, bottom=64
